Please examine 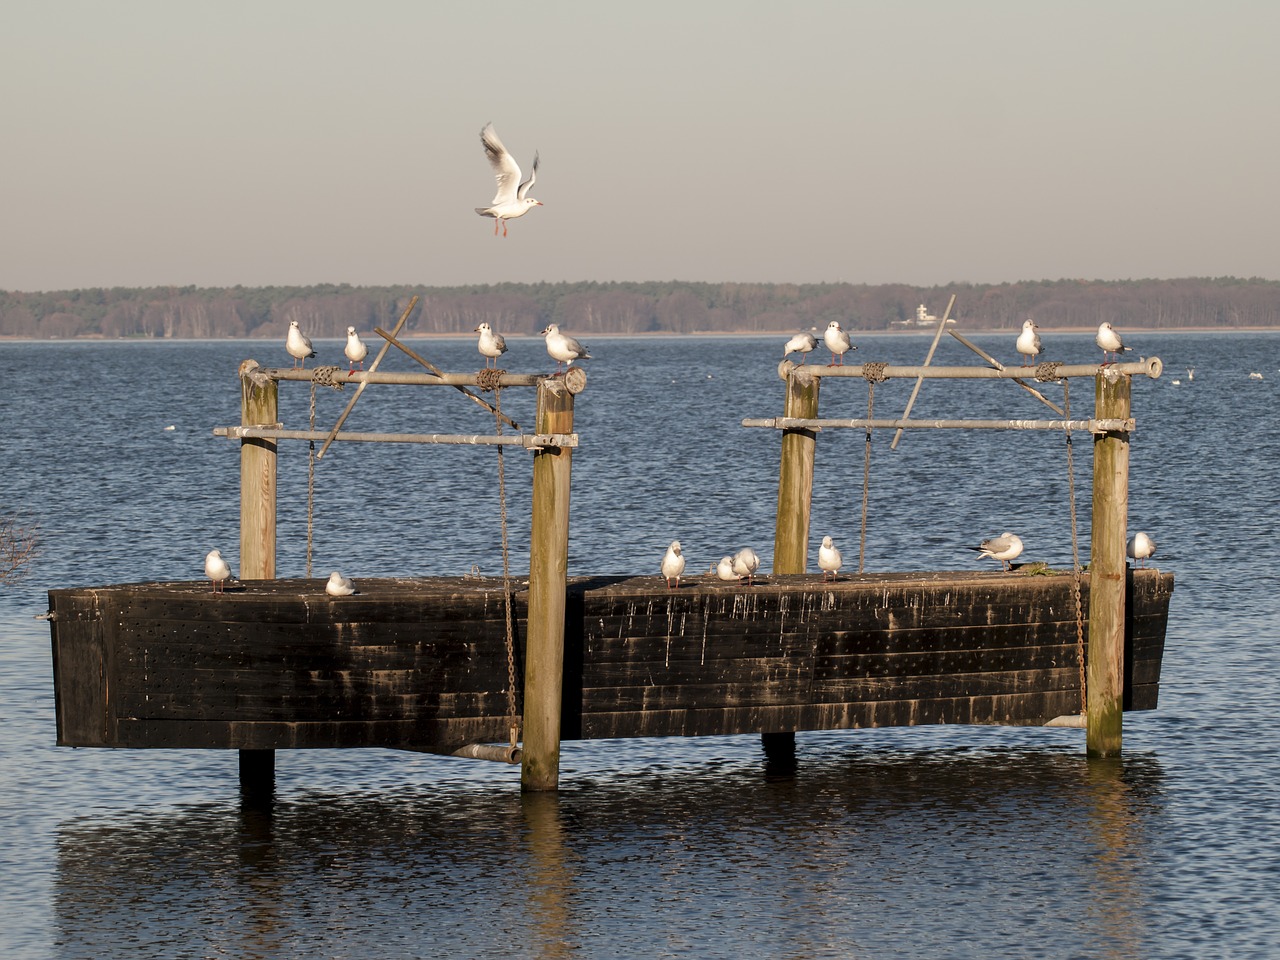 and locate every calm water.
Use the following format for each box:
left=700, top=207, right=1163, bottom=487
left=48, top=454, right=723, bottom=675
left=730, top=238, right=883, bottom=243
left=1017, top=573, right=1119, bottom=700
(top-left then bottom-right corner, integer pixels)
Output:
left=2, top=332, right=1278, bottom=959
